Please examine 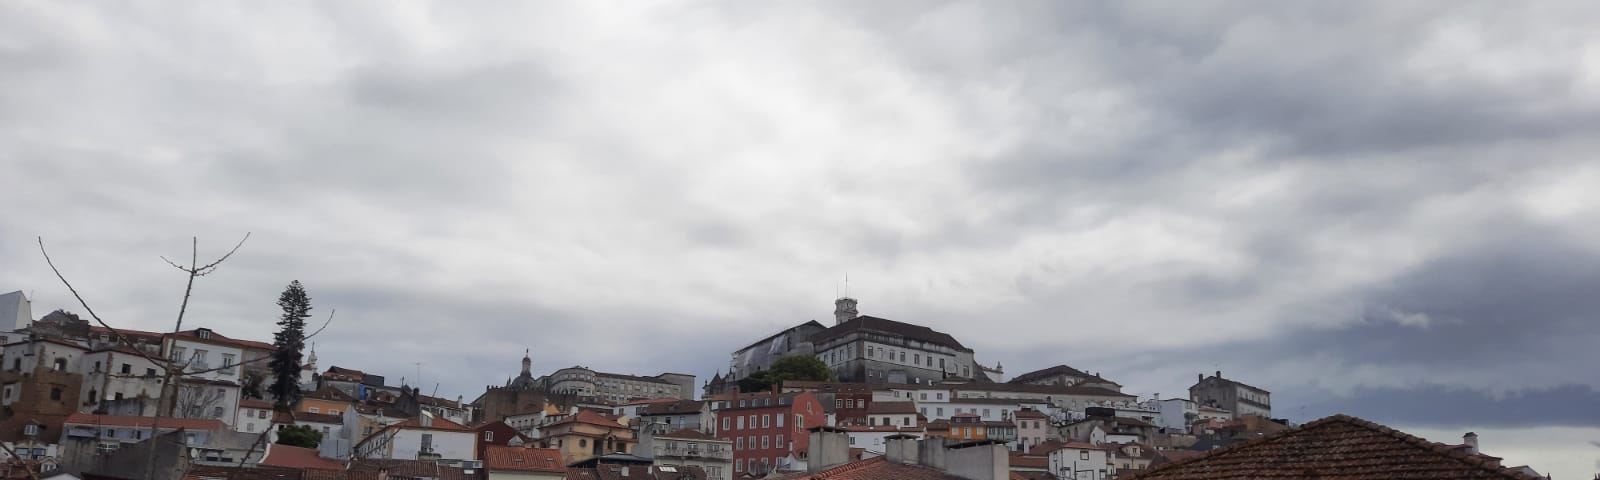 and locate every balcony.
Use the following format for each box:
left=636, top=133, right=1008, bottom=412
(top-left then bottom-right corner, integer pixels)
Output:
left=656, top=446, right=731, bottom=460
